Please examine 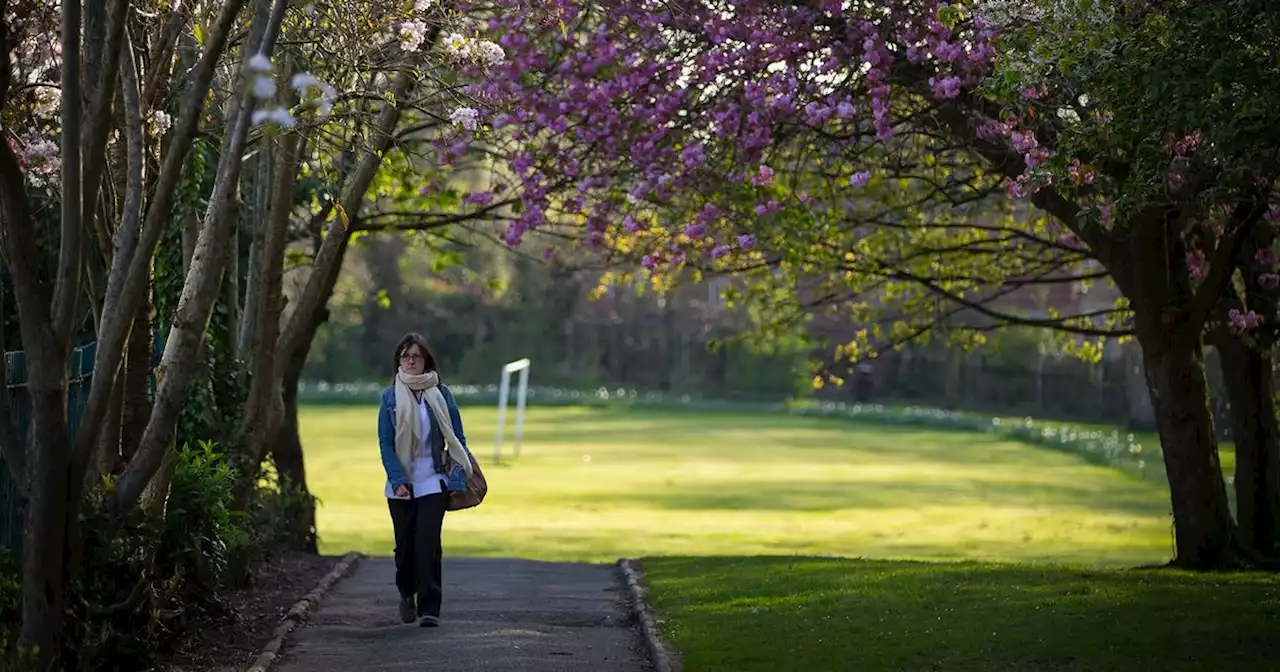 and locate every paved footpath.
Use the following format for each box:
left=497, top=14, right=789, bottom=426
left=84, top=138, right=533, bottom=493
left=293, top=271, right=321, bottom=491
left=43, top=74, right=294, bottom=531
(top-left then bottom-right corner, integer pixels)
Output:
left=275, top=557, right=653, bottom=672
